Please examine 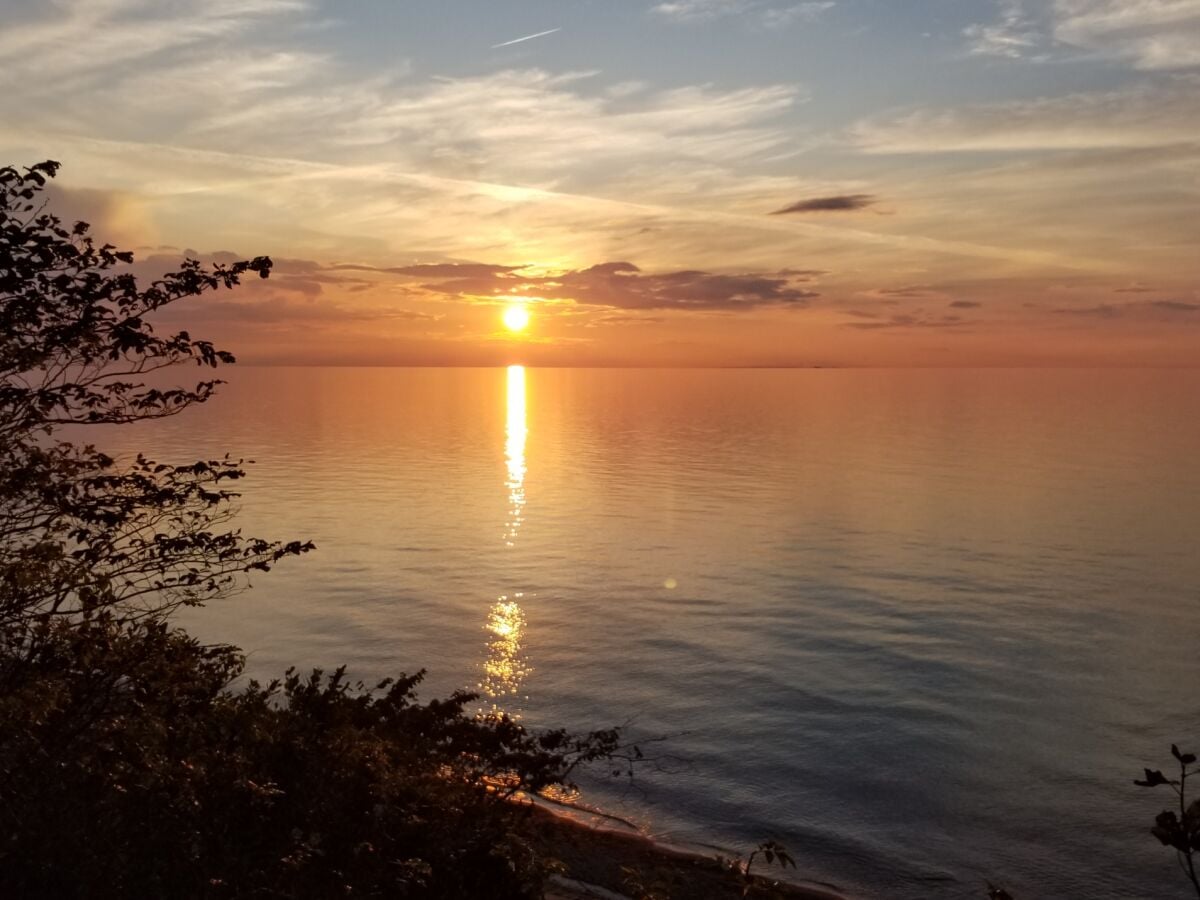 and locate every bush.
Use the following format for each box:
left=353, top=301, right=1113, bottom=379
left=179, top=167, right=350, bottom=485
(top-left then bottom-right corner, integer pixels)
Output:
left=1, top=615, right=622, bottom=898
